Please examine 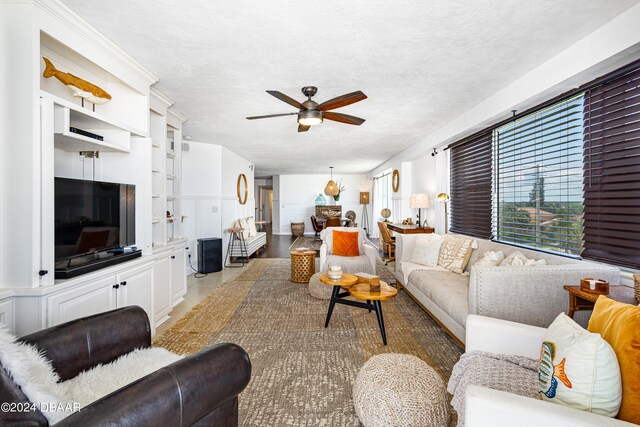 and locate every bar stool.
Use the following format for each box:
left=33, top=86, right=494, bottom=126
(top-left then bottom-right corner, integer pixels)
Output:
left=225, top=227, right=249, bottom=268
